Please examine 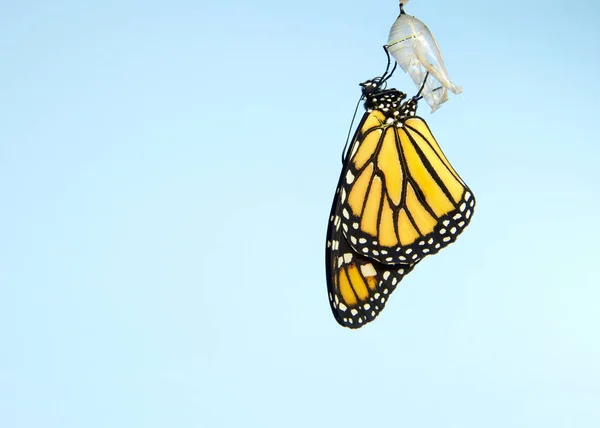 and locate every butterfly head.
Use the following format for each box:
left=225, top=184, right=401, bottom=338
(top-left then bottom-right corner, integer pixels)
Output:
left=360, top=78, right=397, bottom=97
left=360, top=79, right=384, bottom=96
